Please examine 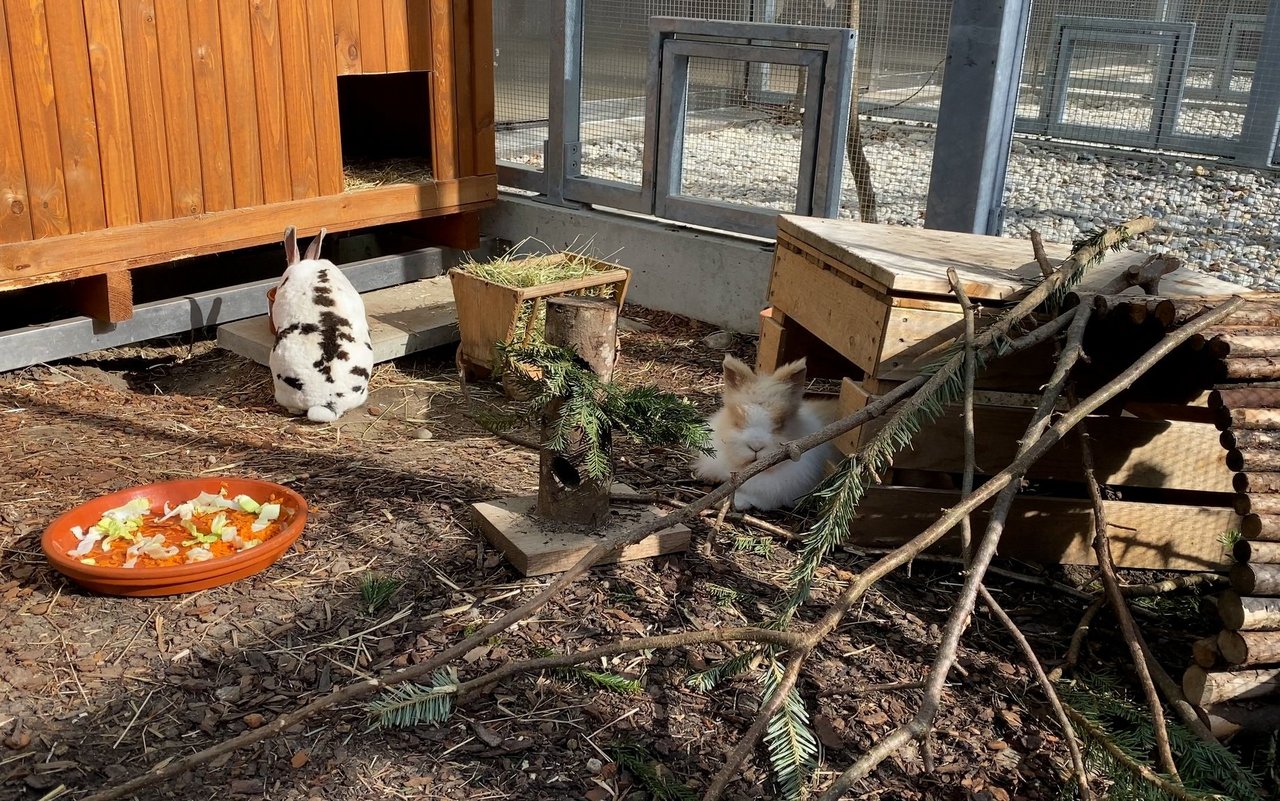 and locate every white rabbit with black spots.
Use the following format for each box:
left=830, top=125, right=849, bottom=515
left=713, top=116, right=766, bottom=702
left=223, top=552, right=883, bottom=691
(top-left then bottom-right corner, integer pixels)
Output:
left=693, top=356, right=837, bottom=511
left=269, top=226, right=374, bottom=423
